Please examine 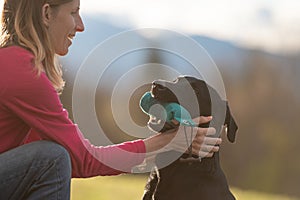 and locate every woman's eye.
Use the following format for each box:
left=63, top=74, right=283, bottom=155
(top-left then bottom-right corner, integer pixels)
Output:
left=71, top=9, right=79, bottom=15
